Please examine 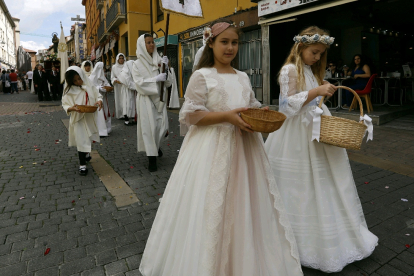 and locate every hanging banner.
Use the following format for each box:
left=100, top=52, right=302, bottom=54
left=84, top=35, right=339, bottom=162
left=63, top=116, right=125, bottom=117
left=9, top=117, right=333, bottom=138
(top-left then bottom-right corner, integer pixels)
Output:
left=91, top=45, right=96, bottom=61
left=258, top=0, right=319, bottom=17
left=160, top=0, right=203, bottom=17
